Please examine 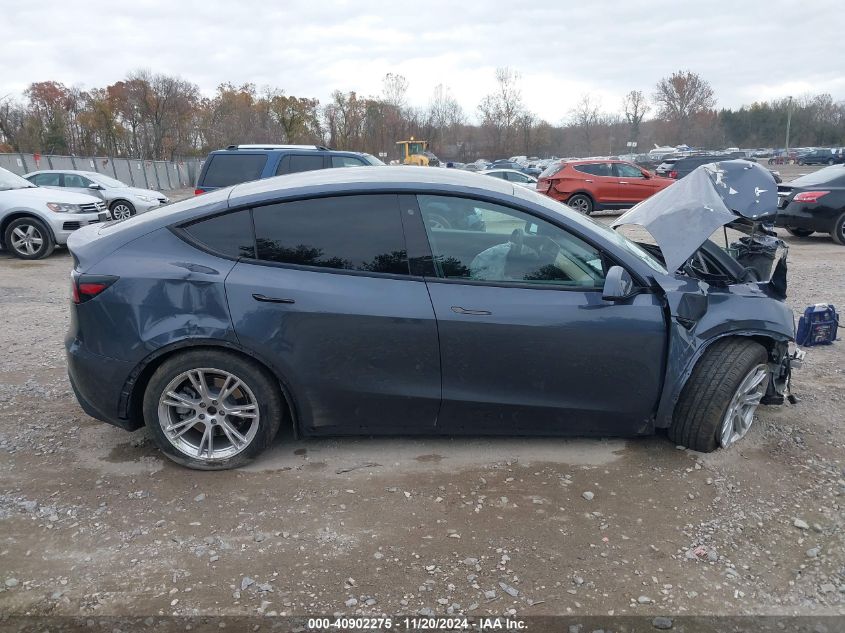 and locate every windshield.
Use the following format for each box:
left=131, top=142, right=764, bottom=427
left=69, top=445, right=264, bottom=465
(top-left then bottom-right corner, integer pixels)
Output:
left=0, top=167, right=37, bottom=191
left=516, top=186, right=668, bottom=274
left=88, top=172, right=128, bottom=188
left=362, top=153, right=386, bottom=166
